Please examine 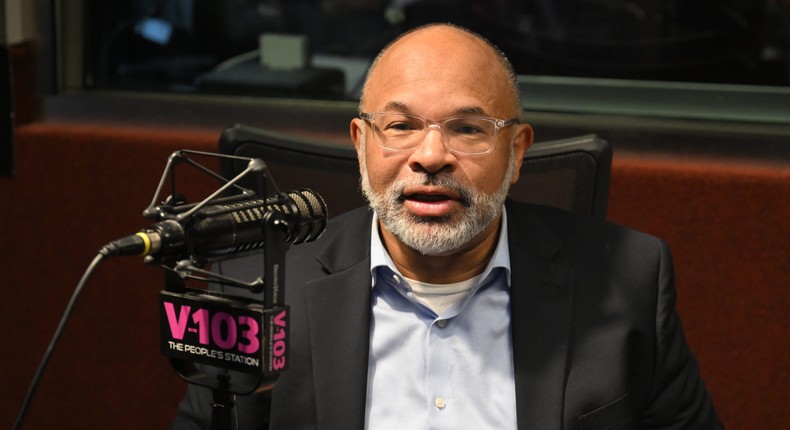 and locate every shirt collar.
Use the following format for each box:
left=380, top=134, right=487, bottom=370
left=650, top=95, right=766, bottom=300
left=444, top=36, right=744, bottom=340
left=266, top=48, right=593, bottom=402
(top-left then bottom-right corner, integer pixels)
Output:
left=369, top=206, right=512, bottom=288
